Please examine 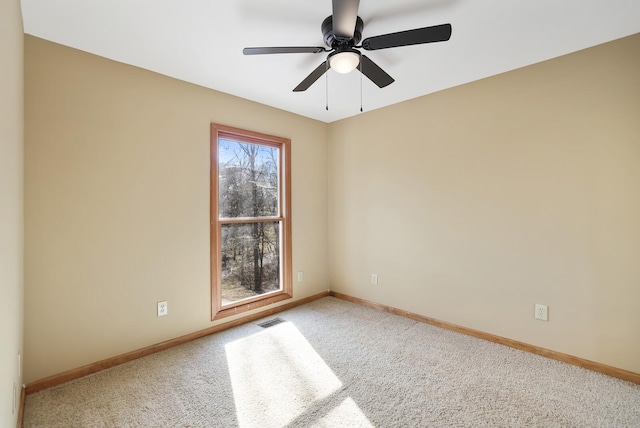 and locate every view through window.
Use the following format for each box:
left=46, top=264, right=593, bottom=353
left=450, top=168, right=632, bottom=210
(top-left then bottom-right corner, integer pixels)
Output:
left=211, top=124, right=292, bottom=319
